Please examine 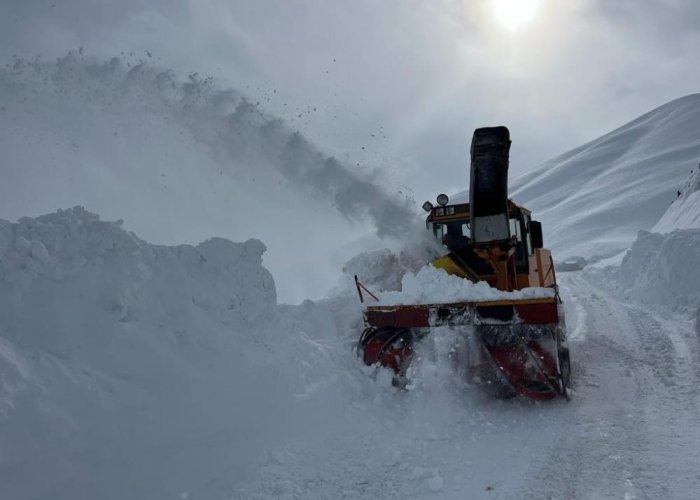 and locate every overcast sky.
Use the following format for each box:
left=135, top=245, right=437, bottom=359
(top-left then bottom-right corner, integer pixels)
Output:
left=3, top=0, right=700, bottom=203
